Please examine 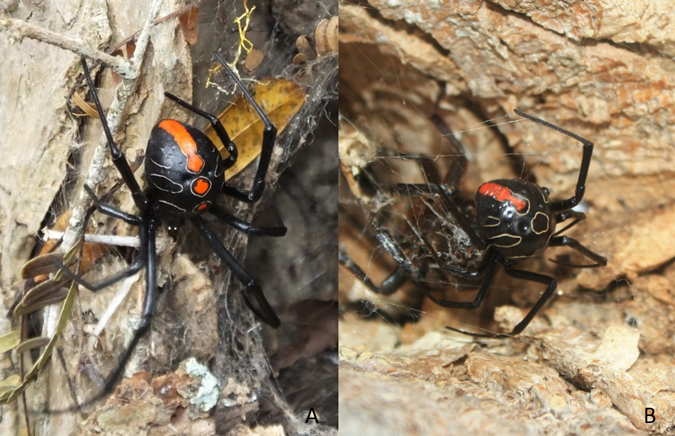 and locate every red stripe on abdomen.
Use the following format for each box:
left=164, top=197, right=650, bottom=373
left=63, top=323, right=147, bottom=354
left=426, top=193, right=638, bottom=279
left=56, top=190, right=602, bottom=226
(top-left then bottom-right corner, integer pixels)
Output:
left=479, top=182, right=527, bottom=211
left=159, top=120, right=204, bottom=173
